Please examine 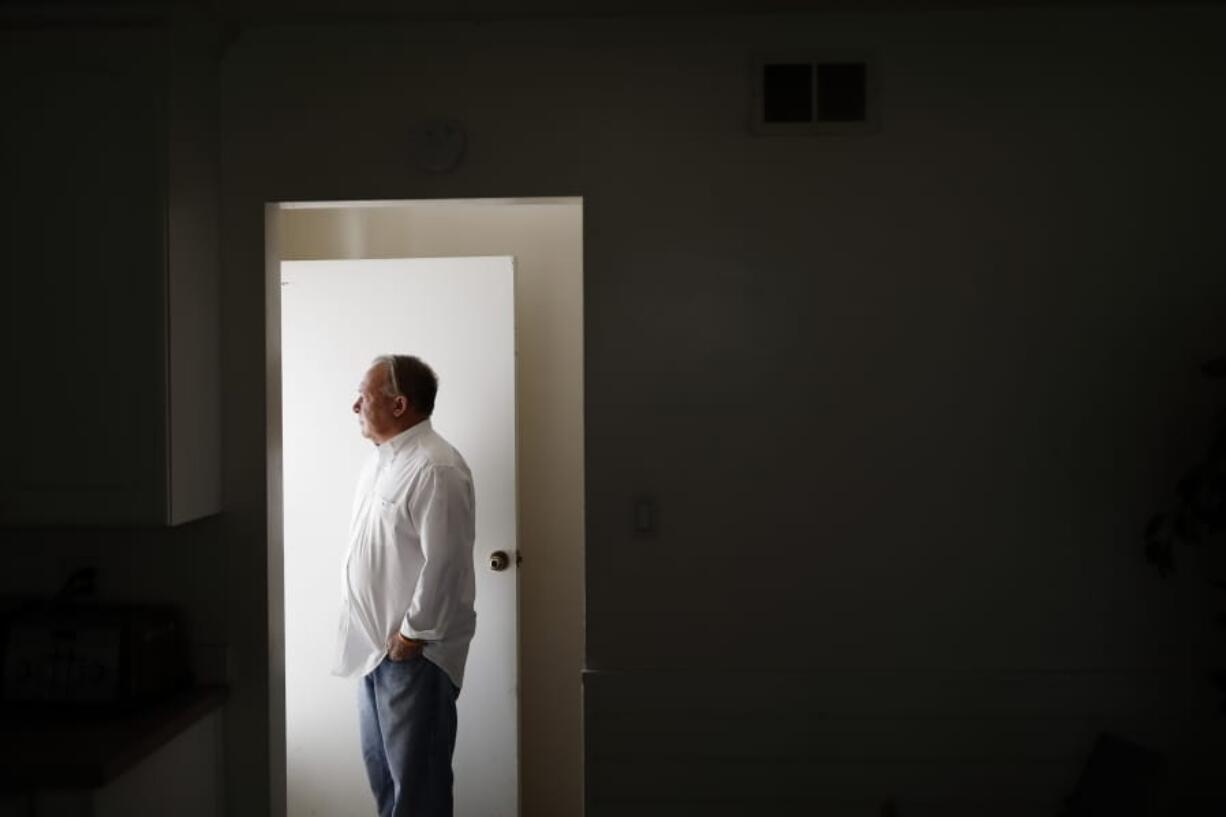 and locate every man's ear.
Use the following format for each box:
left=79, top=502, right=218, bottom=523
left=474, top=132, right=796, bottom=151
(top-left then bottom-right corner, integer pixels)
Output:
left=393, top=396, right=409, bottom=417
